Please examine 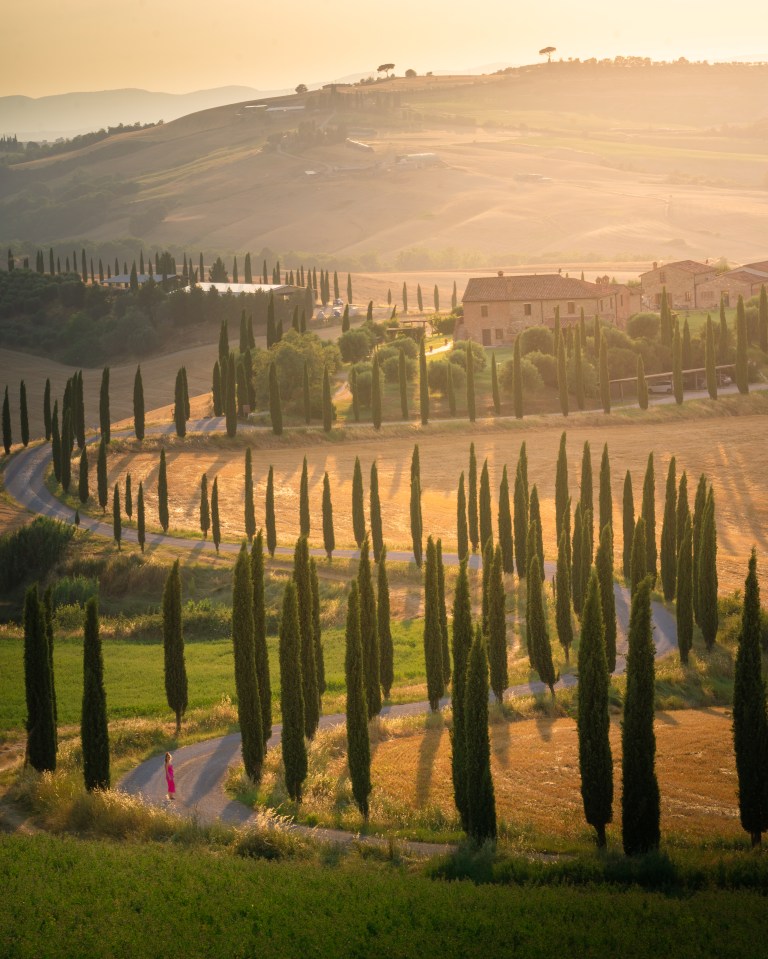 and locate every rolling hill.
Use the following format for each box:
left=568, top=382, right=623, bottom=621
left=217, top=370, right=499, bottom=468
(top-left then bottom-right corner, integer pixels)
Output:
left=2, top=61, right=768, bottom=266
